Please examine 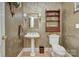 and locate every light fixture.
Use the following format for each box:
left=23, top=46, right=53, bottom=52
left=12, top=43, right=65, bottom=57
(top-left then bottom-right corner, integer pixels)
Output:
left=8, top=2, right=21, bottom=17
left=23, top=13, right=27, bottom=17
